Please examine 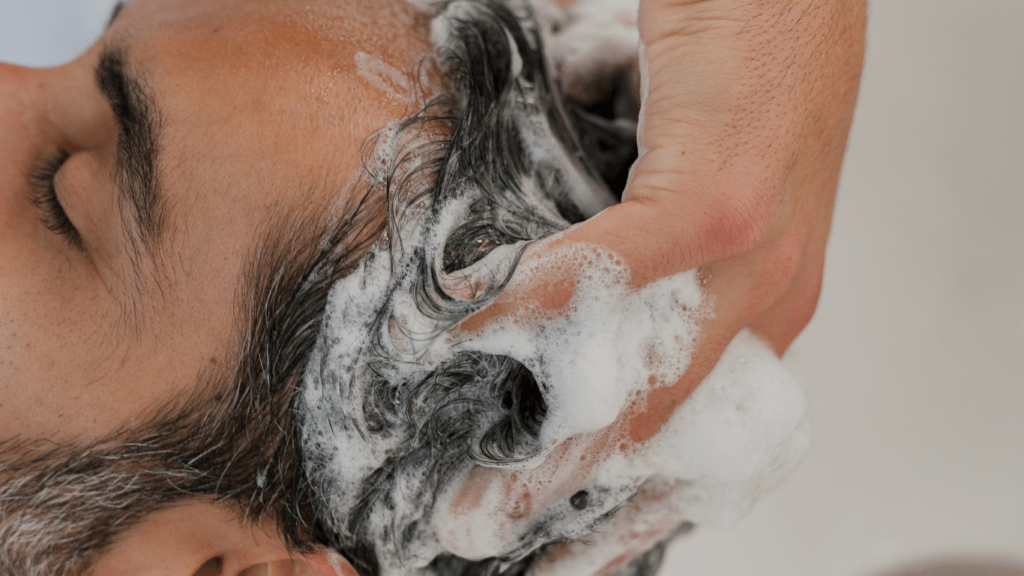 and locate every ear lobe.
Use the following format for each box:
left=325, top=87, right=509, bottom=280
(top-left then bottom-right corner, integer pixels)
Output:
left=237, top=550, right=358, bottom=576
left=82, top=499, right=359, bottom=576
left=299, top=550, right=360, bottom=576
